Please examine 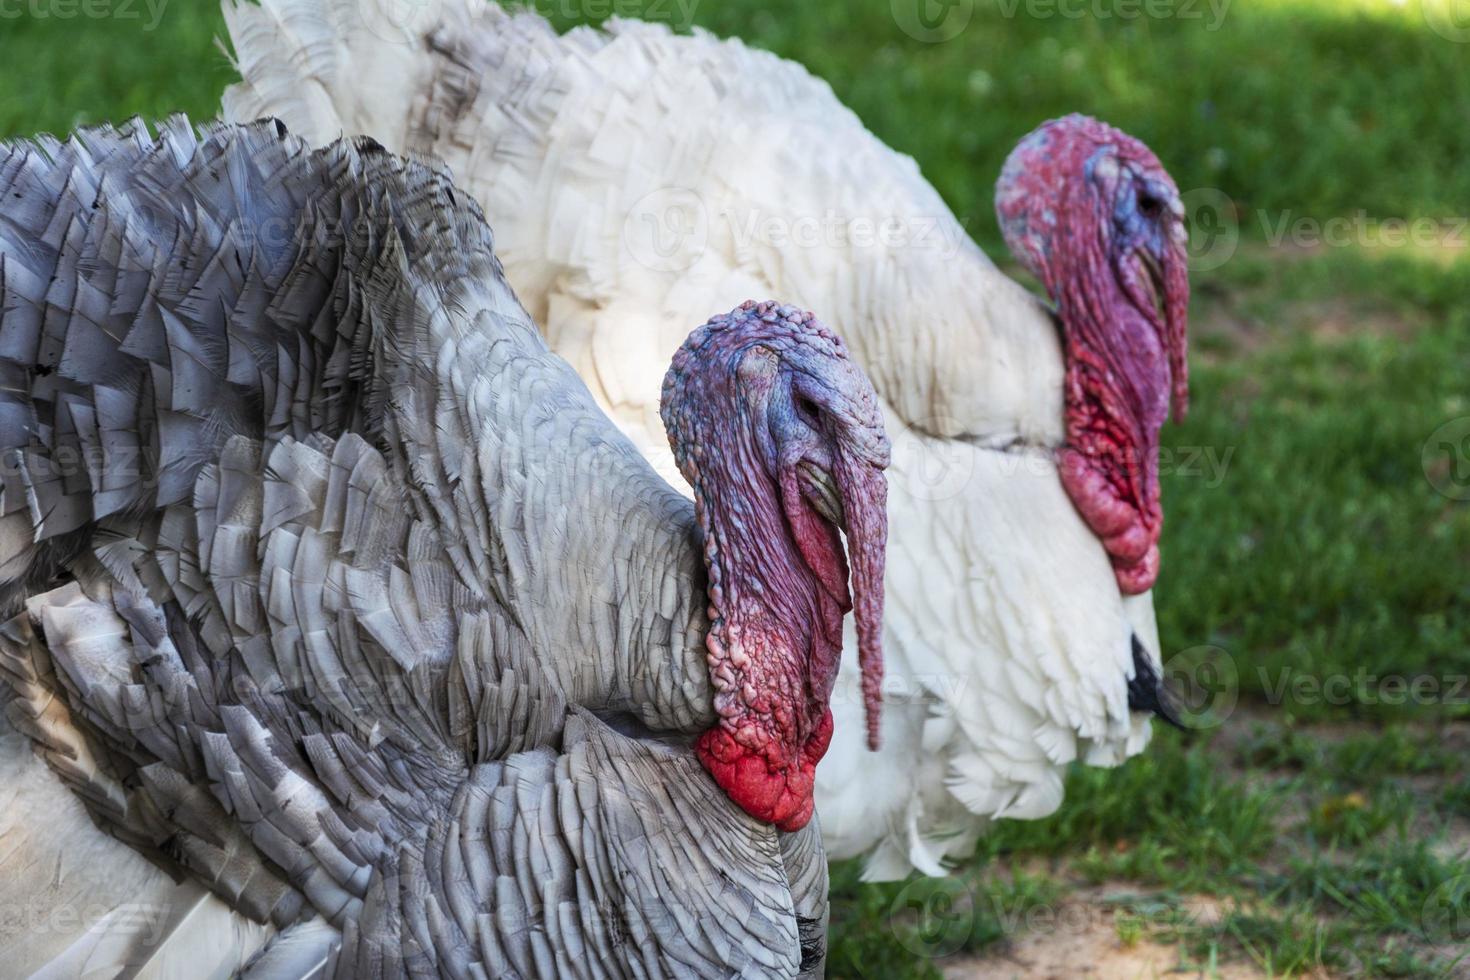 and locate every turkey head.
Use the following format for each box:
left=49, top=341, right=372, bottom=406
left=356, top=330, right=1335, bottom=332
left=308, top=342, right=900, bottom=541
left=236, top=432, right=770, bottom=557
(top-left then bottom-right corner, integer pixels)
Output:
left=995, top=114, right=1190, bottom=595
left=662, top=301, right=890, bottom=832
